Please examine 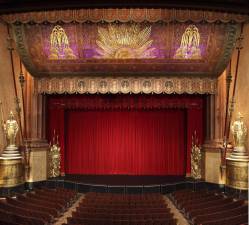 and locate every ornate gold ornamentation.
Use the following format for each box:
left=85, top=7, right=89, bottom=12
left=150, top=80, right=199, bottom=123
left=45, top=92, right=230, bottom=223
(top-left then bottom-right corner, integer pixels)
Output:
left=3, top=111, right=19, bottom=147
left=226, top=112, right=249, bottom=190
left=49, top=25, right=76, bottom=60
left=229, top=113, right=249, bottom=160
left=226, top=159, right=248, bottom=190
left=174, top=25, right=201, bottom=59
left=96, top=24, right=156, bottom=59
left=0, top=110, right=22, bottom=159
left=231, top=113, right=247, bottom=148
left=0, top=109, right=24, bottom=188
left=190, top=131, right=202, bottom=179
left=36, top=77, right=217, bottom=95
left=48, top=131, right=61, bottom=178
left=0, top=158, right=24, bottom=187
